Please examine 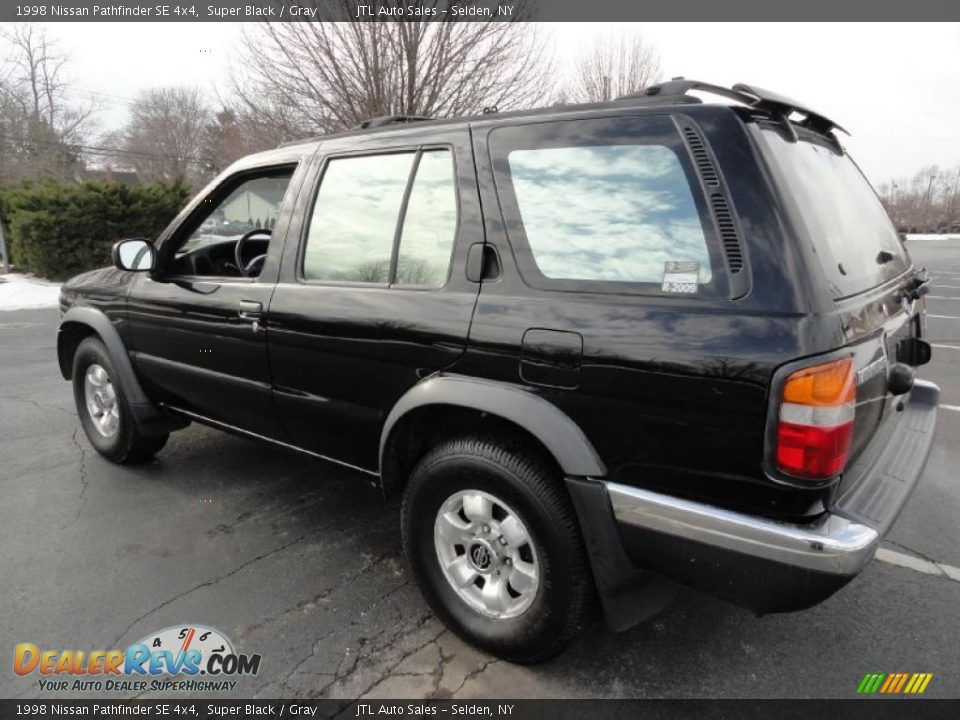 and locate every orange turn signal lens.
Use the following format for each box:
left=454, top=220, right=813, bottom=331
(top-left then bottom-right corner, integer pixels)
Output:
left=782, top=357, right=855, bottom=407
